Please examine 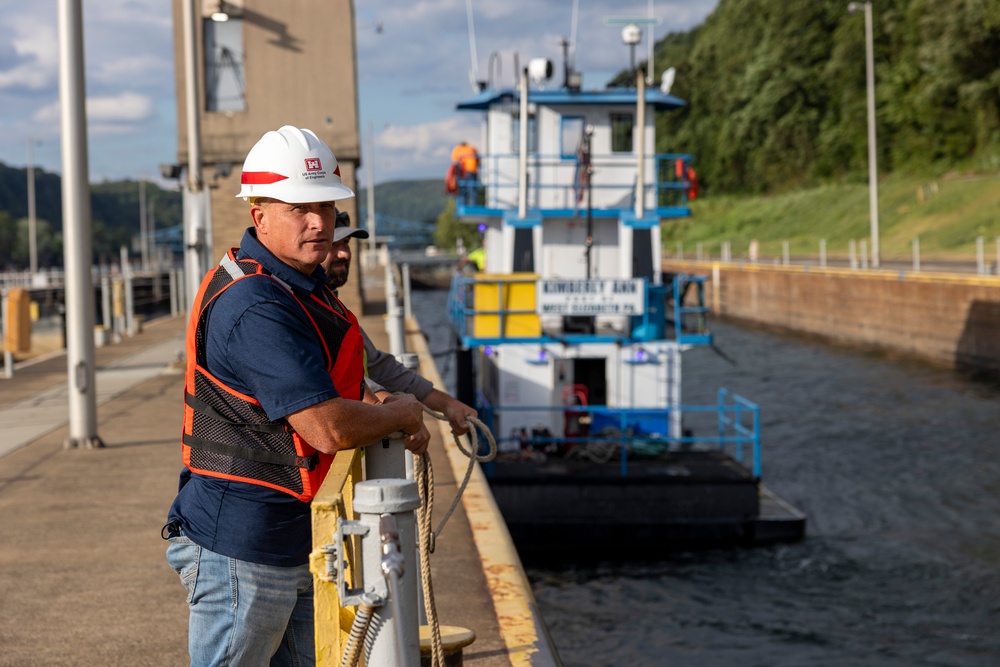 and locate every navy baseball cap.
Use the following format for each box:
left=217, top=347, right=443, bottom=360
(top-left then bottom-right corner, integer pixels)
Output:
left=333, top=210, right=370, bottom=243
